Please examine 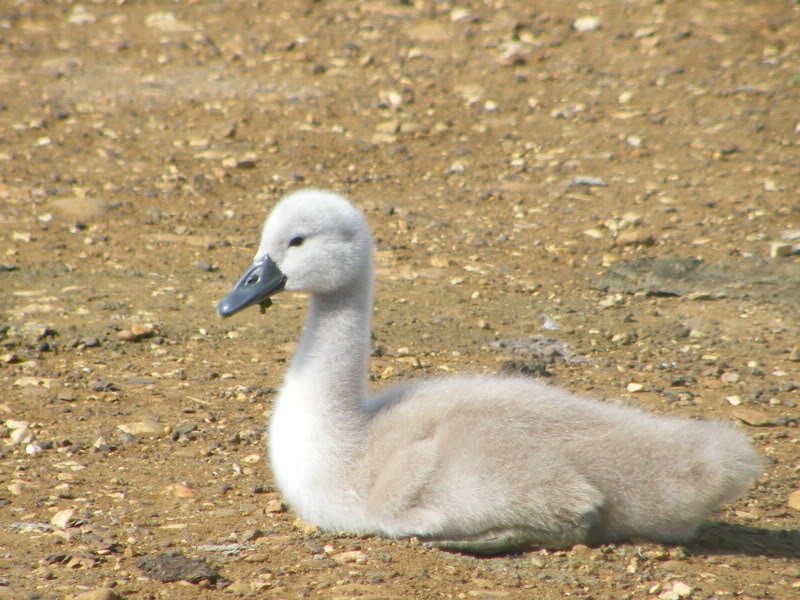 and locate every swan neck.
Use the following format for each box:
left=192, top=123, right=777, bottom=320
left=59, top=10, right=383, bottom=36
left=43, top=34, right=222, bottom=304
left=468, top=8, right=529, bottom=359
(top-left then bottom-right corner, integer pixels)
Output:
left=290, top=268, right=372, bottom=415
